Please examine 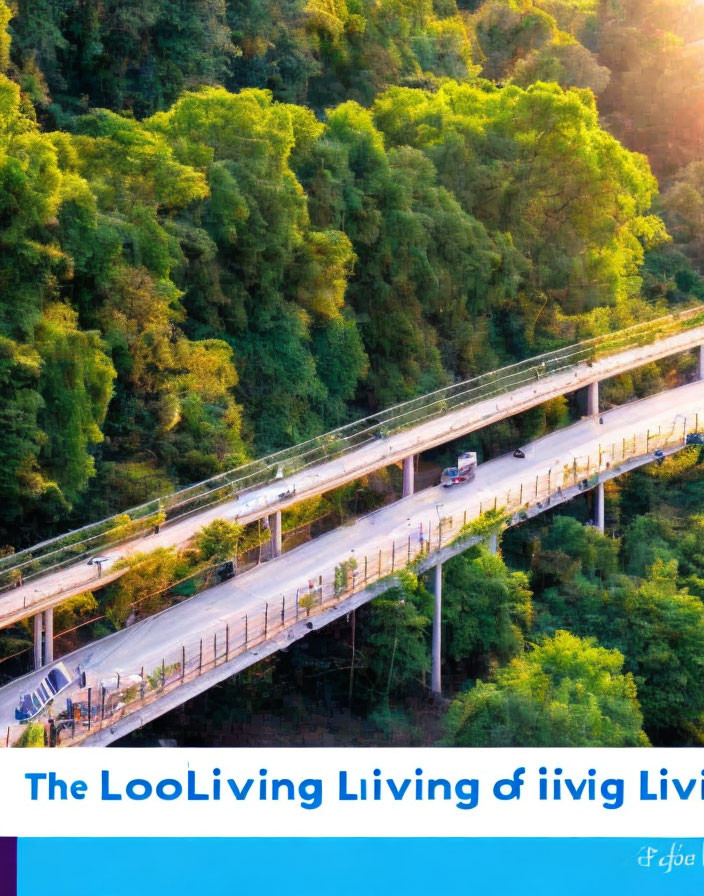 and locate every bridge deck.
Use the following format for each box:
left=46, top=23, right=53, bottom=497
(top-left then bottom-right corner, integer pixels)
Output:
left=1, top=380, right=703, bottom=745
left=4, top=320, right=704, bottom=629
